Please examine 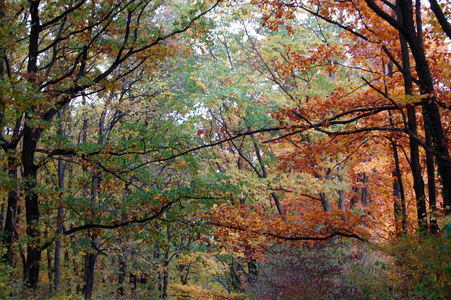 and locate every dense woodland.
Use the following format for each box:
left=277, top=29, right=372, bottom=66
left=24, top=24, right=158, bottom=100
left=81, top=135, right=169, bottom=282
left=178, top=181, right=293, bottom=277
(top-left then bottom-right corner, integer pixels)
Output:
left=0, top=0, right=450, bottom=299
